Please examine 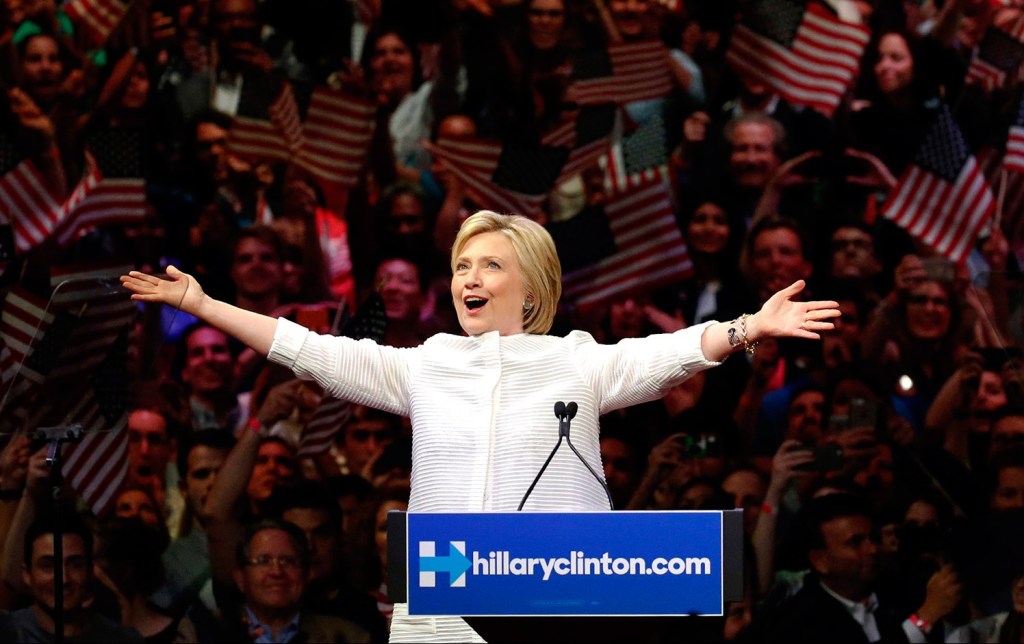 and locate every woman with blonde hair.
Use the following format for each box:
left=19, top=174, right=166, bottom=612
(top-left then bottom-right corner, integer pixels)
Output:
left=123, top=210, right=838, bottom=642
